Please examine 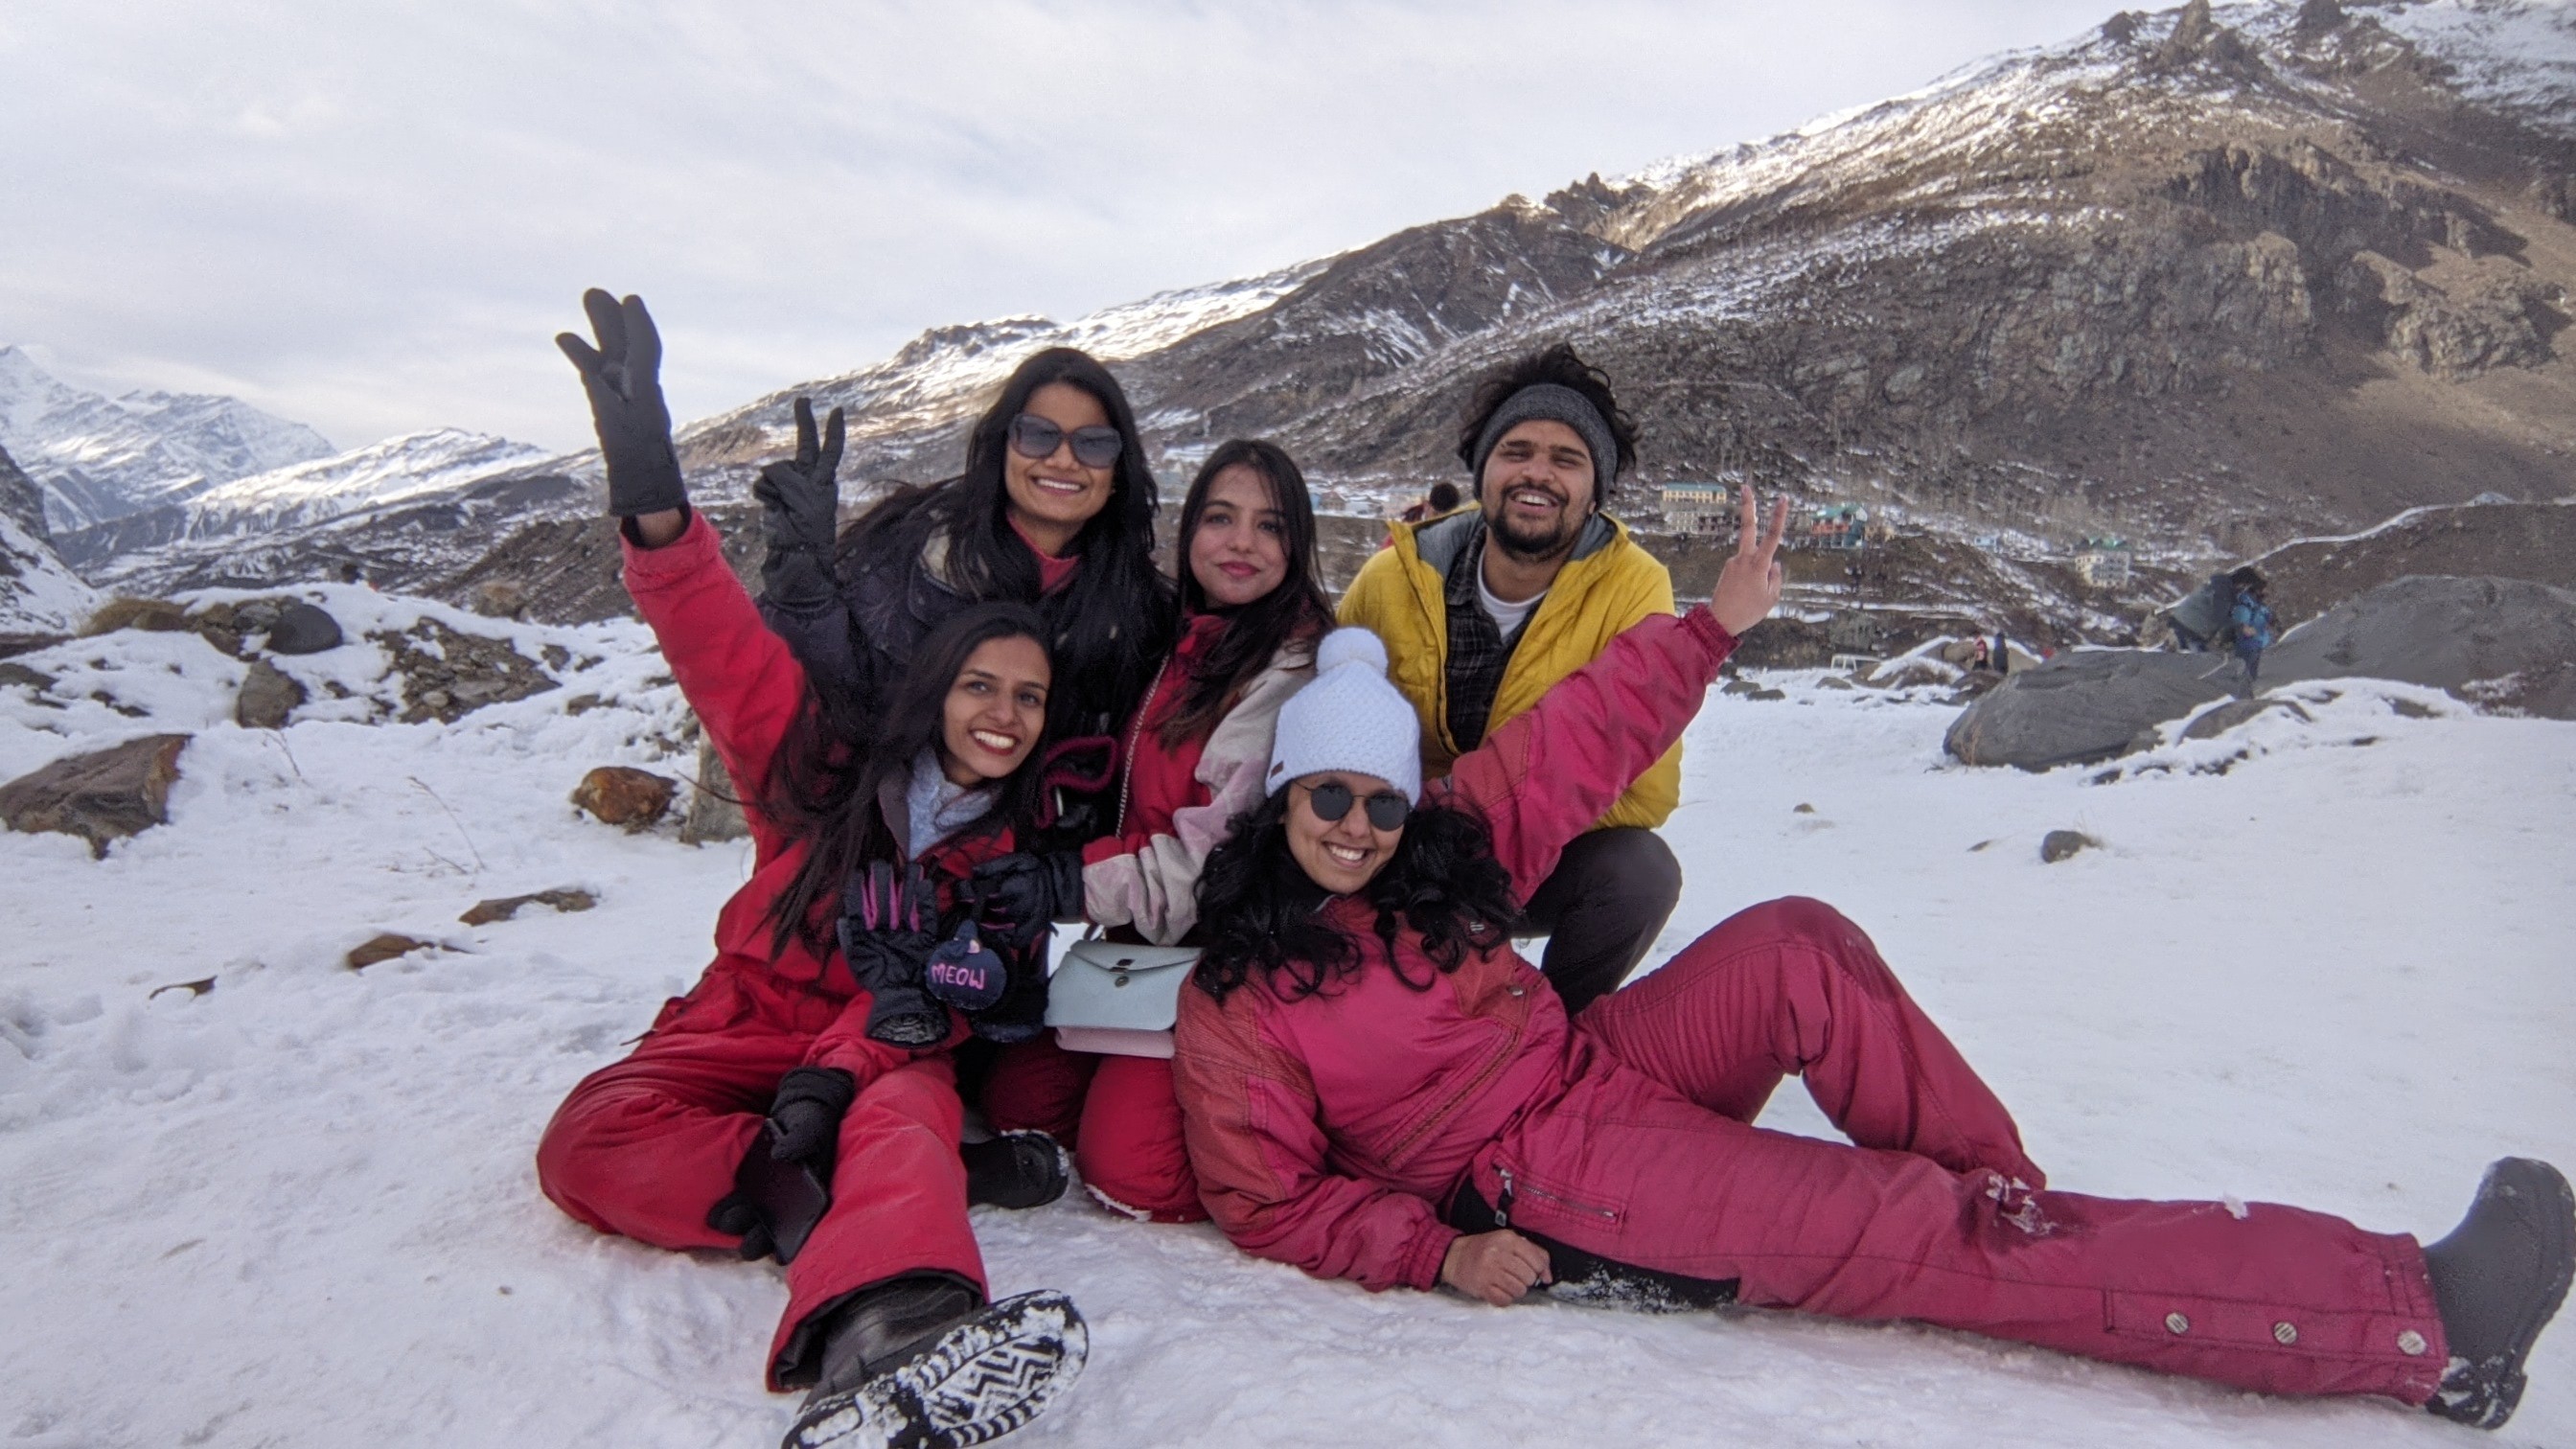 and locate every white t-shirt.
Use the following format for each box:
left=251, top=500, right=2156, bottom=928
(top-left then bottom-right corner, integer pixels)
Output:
left=1476, top=564, right=1548, bottom=639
